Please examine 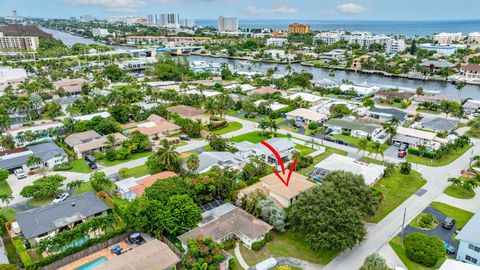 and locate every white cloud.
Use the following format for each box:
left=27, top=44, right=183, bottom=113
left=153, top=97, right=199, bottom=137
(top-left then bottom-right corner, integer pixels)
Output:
left=245, top=5, right=298, bottom=15
left=337, top=3, right=367, bottom=14
left=64, top=0, right=146, bottom=13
